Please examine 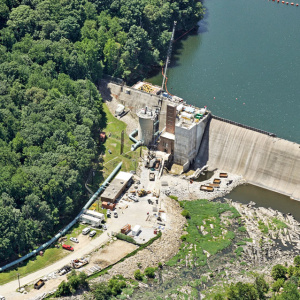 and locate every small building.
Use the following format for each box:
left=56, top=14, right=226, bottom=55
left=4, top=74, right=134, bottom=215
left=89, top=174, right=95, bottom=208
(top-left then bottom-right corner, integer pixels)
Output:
left=101, top=171, right=133, bottom=203
left=80, top=214, right=101, bottom=227
left=84, top=210, right=104, bottom=222
left=158, top=131, right=175, bottom=154
left=132, top=225, right=141, bottom=236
